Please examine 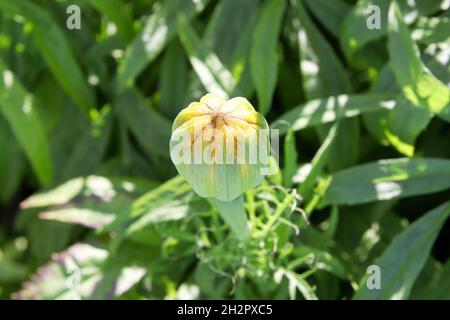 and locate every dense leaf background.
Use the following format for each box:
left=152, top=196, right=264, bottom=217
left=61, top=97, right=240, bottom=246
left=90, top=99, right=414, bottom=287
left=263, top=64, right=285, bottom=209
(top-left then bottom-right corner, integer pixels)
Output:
left=0, top=0, right=449, bottom=300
